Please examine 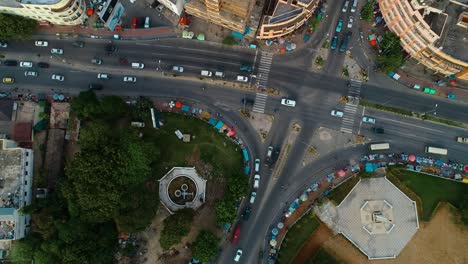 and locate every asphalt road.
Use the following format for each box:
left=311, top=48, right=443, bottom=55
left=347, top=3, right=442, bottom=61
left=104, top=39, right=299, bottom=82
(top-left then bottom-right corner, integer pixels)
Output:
left=1, top=32, right=468, bottom=264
